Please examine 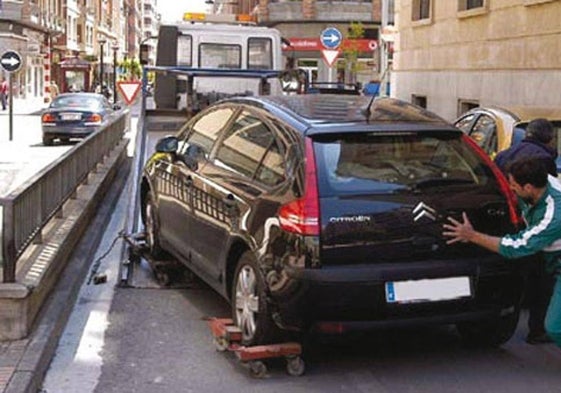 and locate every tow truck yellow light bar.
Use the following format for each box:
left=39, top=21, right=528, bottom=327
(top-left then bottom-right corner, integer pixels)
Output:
left=183, top=12, right=255, bottom=24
